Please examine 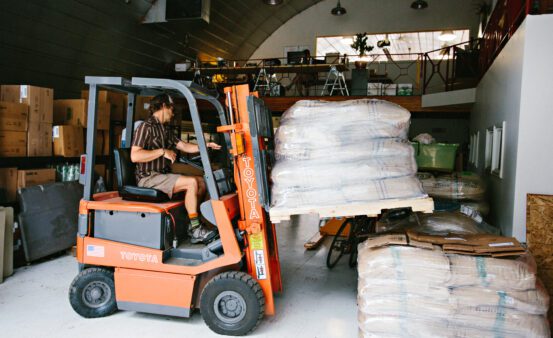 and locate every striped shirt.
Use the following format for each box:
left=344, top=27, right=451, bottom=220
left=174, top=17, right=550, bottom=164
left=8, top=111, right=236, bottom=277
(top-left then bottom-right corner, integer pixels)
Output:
left=132, top=115, right=181, bottom=181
